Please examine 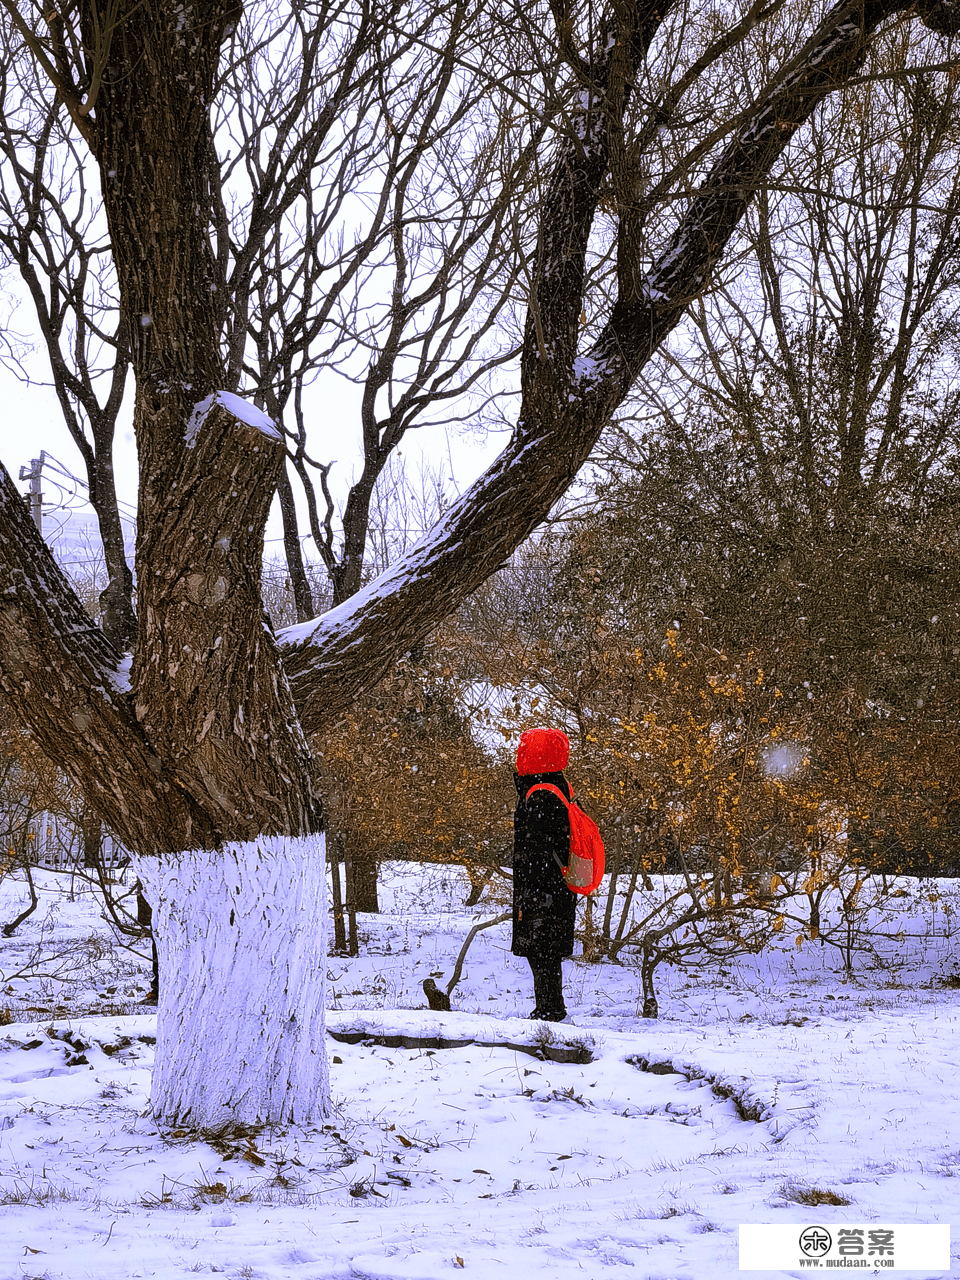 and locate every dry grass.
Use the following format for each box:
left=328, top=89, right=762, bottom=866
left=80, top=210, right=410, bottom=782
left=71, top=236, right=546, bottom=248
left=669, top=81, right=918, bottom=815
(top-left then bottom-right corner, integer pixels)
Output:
left=780, top=1178, right=852, bottom=1207
left=140, top=1174, right=256, bottom=1210
left=0, top=1175, right=88, bottom=1206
